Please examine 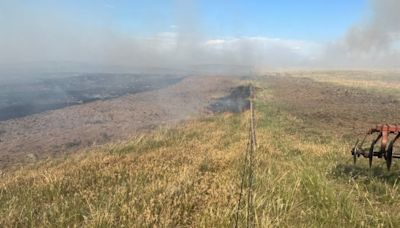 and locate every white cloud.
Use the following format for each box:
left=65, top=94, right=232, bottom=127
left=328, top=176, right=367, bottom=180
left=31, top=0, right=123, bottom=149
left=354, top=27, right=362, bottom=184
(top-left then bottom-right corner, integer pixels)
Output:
left=205, top=39, right=226, bottom=46
left=202, top=37, right=322, bottom=68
